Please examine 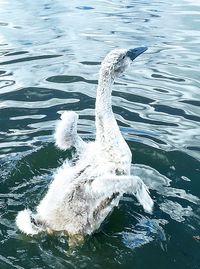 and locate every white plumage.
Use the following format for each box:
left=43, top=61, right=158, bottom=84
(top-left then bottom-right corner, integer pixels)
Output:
left=16, top=47, right=153, bottom=240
